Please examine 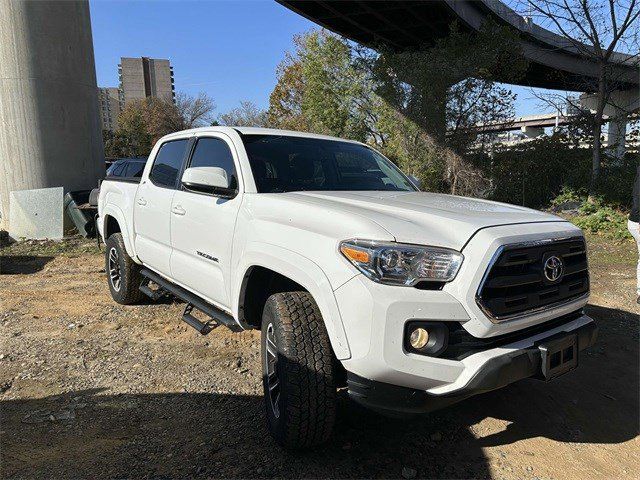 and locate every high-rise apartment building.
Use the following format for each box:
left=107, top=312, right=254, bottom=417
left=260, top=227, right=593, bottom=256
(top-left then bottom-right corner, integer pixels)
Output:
left=97, top=87, right=122, bottom=132
left=118, top=57, right=175, bottom=104
left=98, top=57, right=175, bottom=132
